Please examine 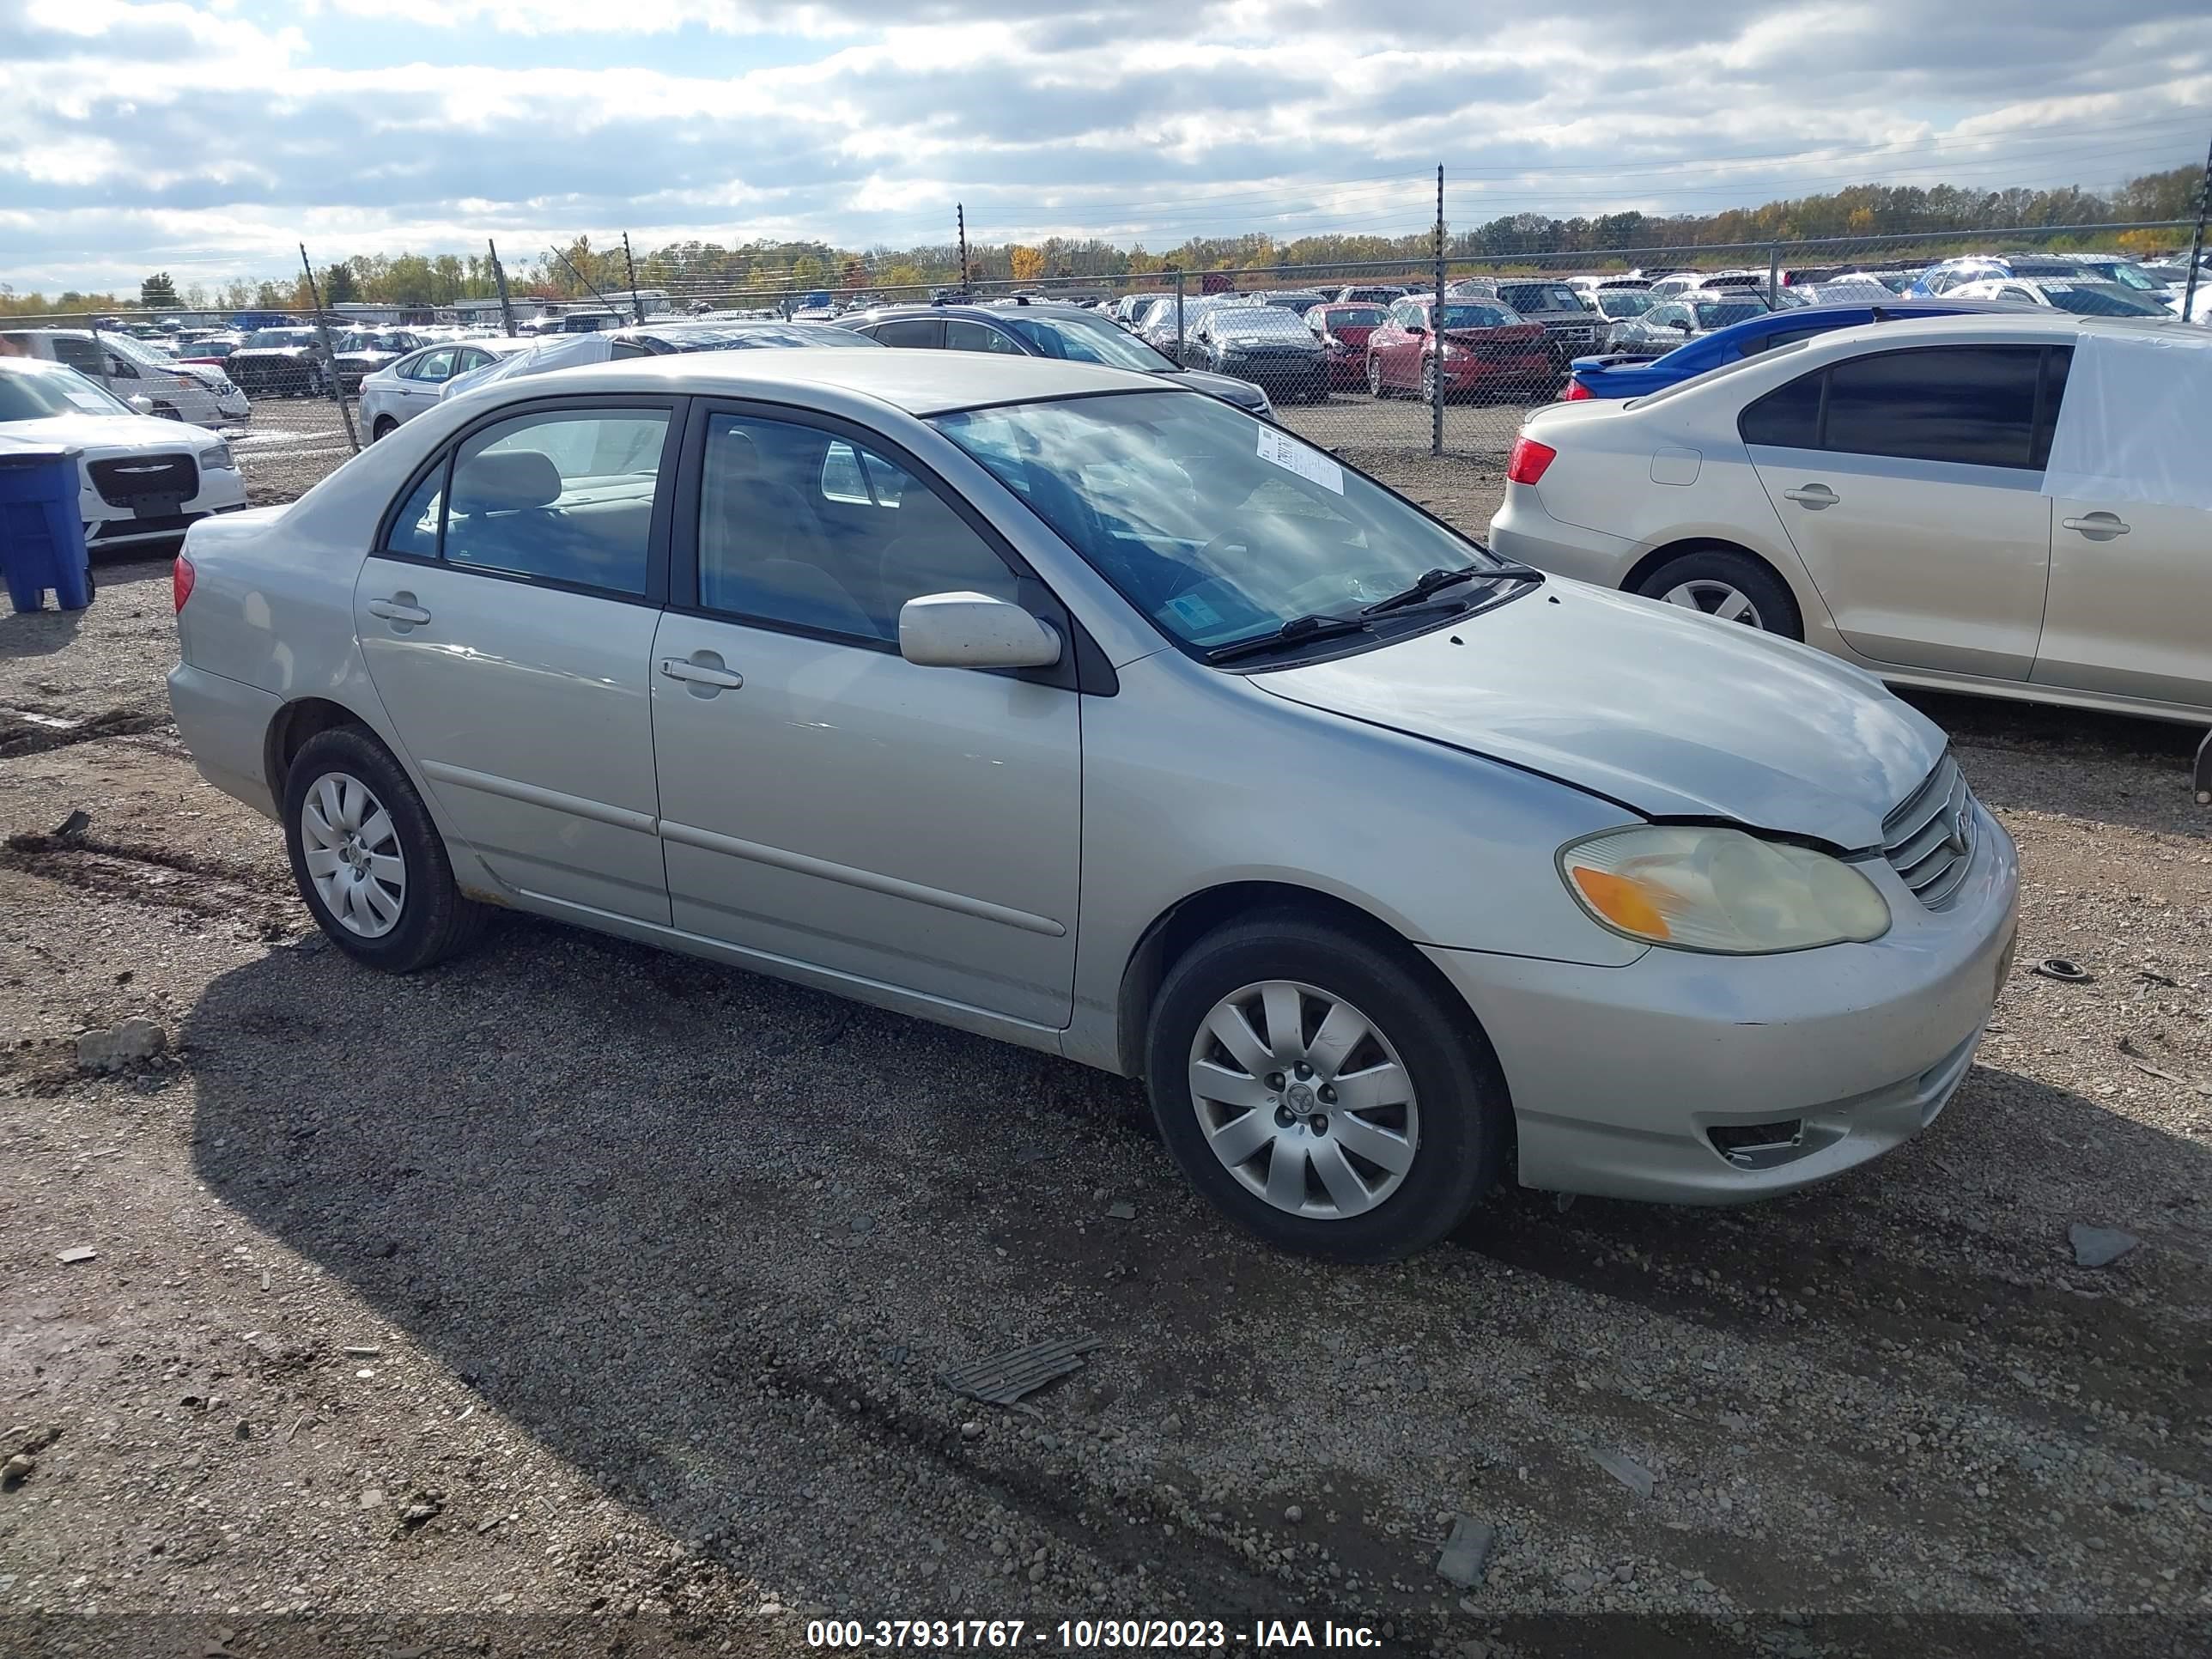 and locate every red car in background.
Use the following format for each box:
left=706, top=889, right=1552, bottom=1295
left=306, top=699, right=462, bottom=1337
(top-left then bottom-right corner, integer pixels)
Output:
left=1364, top=297, right=1554, bottom=403
left=1304, top=303, right=1388, bottom=388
